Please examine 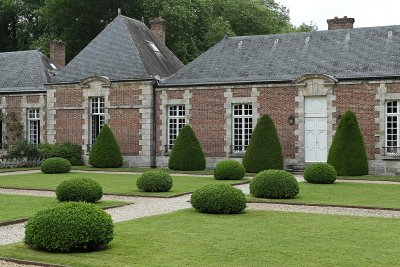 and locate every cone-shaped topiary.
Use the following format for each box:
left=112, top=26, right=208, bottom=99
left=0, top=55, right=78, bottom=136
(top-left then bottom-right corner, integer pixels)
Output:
left=168, top=125, right=206, bottom=171
left=242, top=114, right=283, bottom=173
left=327, top=110, right=368, bottom=176
left=89, top=124, right=123, bottom=168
